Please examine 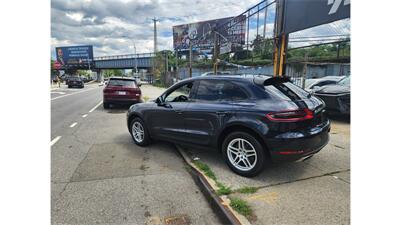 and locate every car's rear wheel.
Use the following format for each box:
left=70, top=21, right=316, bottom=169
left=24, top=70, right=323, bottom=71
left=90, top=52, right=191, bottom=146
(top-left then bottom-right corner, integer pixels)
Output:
left=130, top=117, right=151, bottom=146
left=222, top=131, right=265, bottom=177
